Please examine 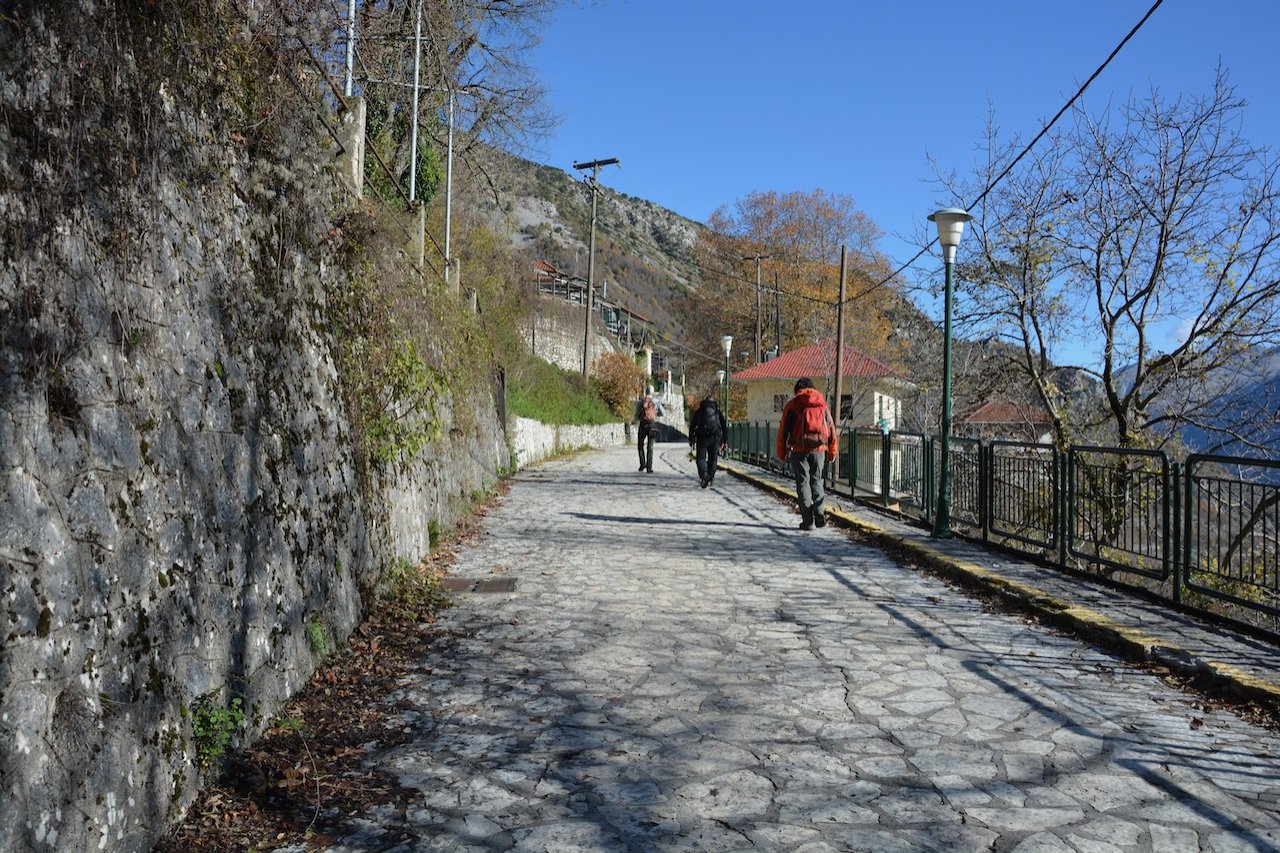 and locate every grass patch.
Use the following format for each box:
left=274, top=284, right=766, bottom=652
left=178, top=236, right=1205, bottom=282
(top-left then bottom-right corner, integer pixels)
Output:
left=507, top=356, right=616, bottom=425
